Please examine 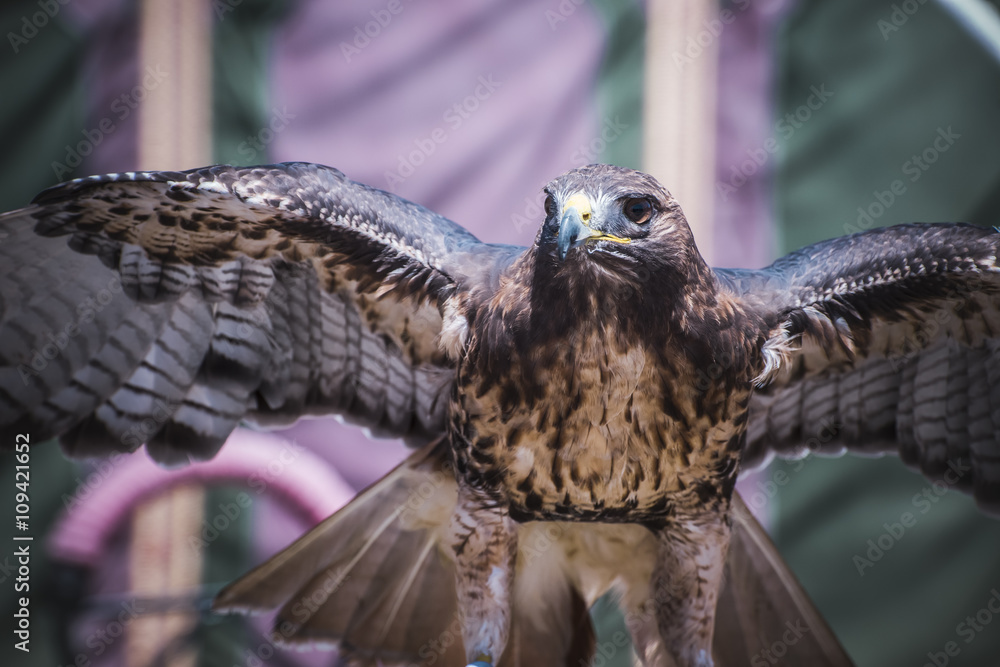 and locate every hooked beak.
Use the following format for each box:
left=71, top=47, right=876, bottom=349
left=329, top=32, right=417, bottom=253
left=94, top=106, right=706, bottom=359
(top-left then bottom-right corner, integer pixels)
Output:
left=556, top=205, right=601, bottom=261
left=556, top=193, right=630, bottom=261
